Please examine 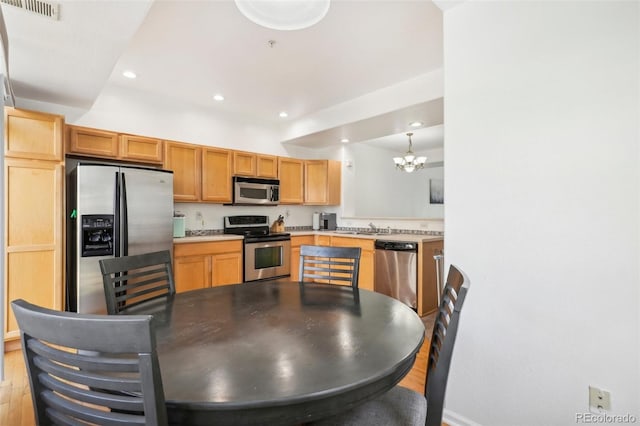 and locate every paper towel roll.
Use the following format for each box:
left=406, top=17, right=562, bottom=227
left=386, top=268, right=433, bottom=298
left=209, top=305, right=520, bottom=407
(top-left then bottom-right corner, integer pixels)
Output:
left=312, top=212, right=320, bottom=230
